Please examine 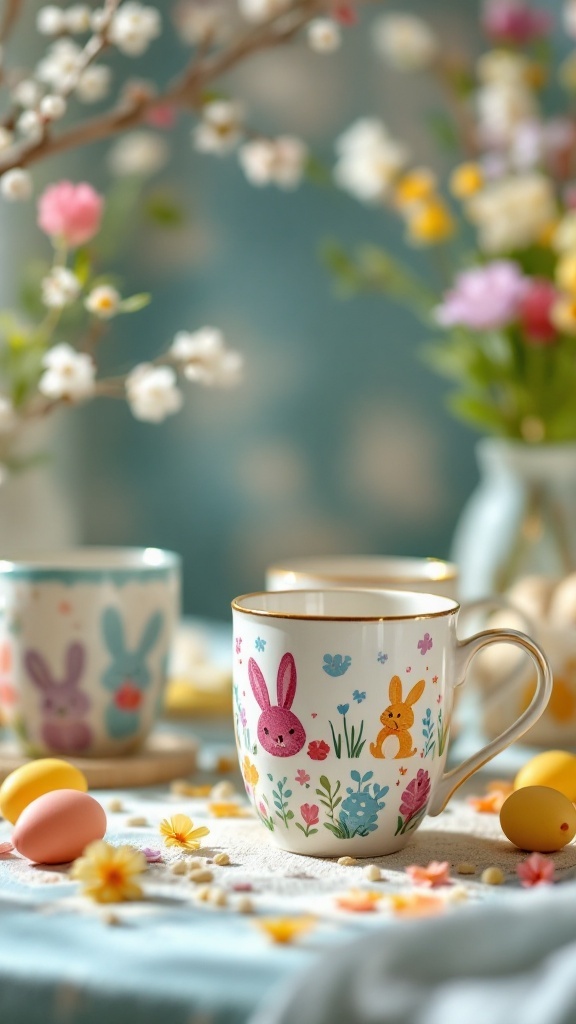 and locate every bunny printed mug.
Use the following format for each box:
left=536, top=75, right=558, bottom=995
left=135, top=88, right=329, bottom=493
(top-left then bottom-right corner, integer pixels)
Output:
left=0, top=548, right=180, bottom=757
left=232, top=589, right=552, bottom=857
